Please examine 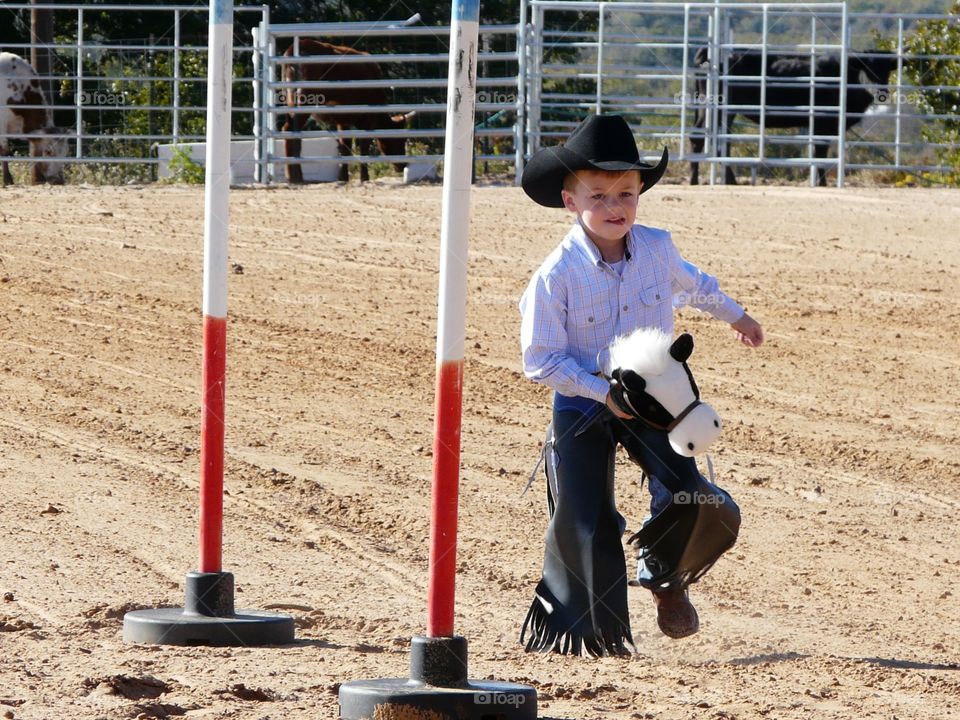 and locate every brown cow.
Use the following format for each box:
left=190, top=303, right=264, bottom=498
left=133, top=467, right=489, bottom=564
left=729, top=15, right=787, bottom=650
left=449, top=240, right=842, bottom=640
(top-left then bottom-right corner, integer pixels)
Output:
left=281, top=40, right=411, bottom=183
left=0, top=52, right=66, bottom=186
